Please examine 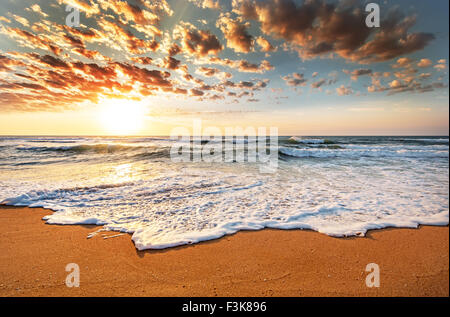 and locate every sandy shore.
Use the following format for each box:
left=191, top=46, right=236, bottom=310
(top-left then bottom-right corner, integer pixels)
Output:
left=0, top=206, right=448, bottom=297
